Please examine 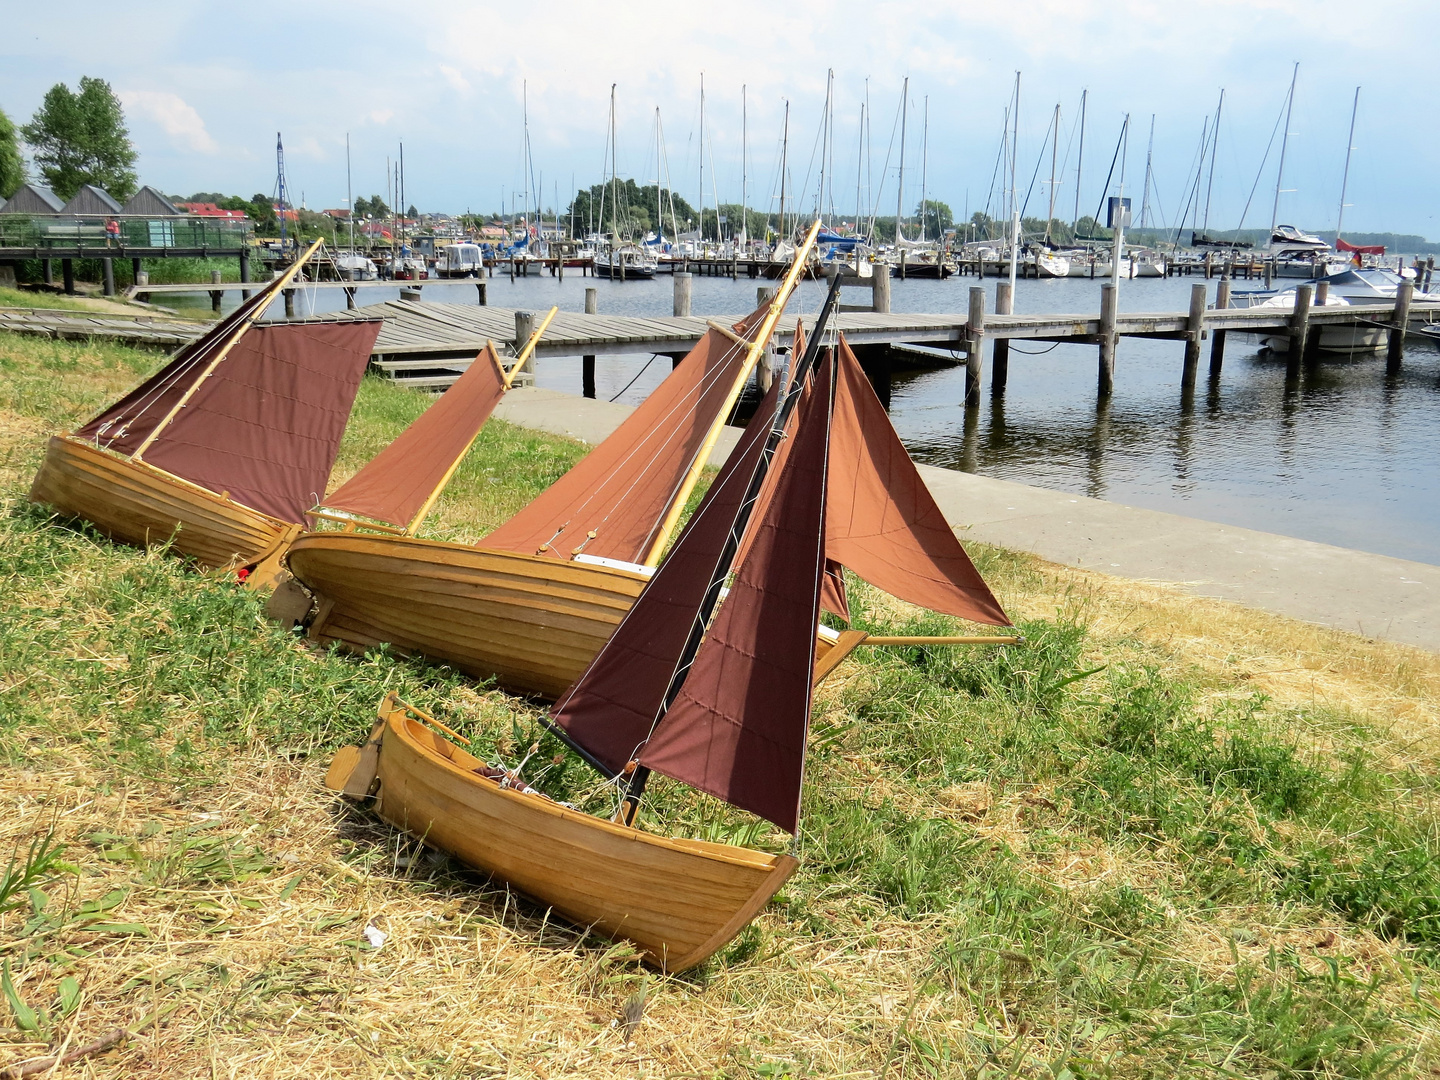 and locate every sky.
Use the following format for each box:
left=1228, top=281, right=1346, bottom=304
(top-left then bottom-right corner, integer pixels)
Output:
left=3, top=0, right=1435, bottom=239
